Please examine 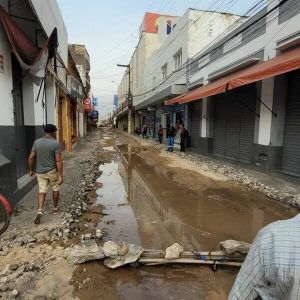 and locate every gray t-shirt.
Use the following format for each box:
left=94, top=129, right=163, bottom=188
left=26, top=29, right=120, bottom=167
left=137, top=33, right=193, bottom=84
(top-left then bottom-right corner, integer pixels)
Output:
left=32, top=137, right=61, bottom=174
